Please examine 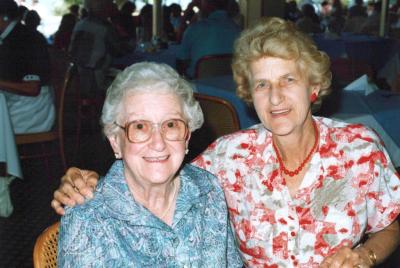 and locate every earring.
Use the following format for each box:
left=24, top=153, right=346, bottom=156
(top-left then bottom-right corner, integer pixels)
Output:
left=114, top=152, right=120, bottom=159
left=310, top=92, right=318, bottom=103
left=185, top=148, right=189, bottom=155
